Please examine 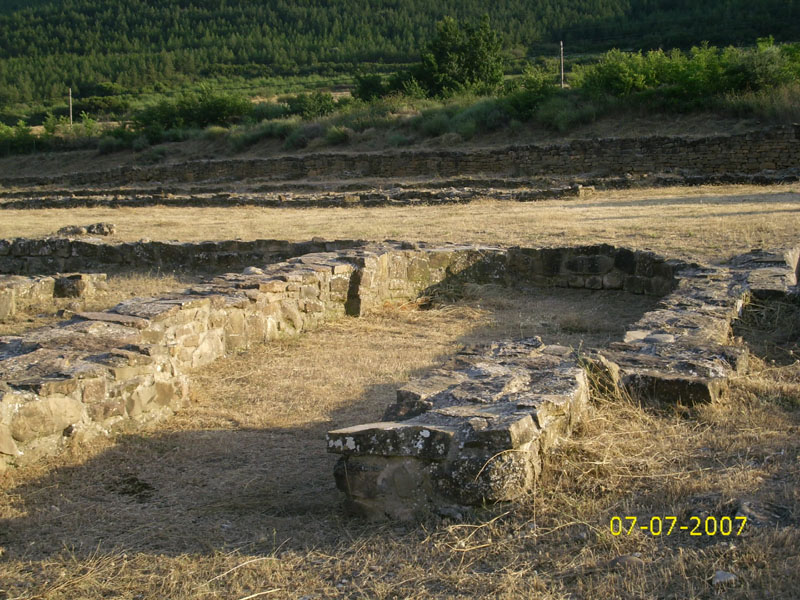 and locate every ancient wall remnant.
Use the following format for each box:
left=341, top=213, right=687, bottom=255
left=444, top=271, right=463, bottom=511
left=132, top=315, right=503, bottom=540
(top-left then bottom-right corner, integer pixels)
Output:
left=0, top=127, right=797, bottom=189
left=1, top=239, right=796, bottom=522
left=0, top=237, right=365, bottom=275
left=327, top=248, right=799, bottom=520
left=0, top=242, right=677, bottom=470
